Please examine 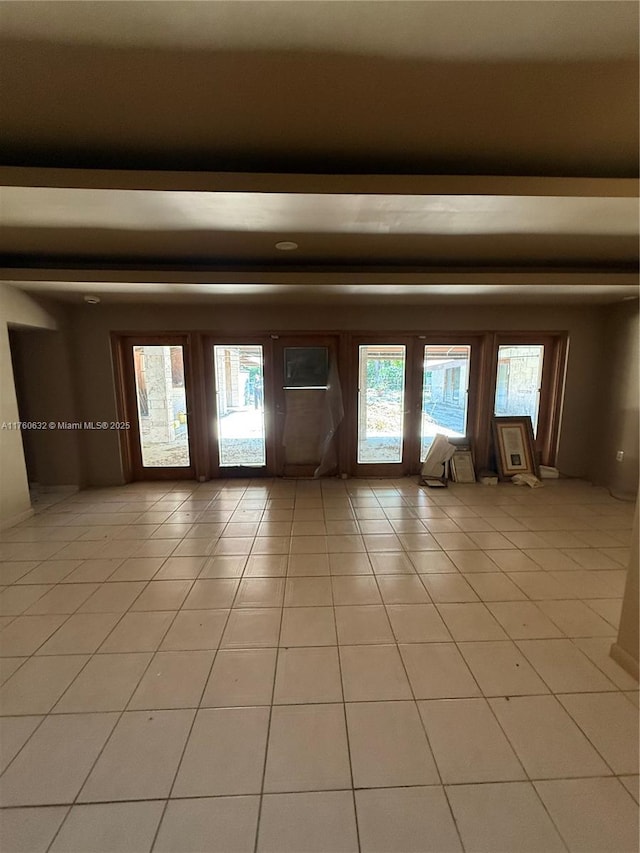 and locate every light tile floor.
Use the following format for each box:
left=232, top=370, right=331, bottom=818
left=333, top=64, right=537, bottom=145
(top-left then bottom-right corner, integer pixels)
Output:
left=0, top=477, right=638, bottom=852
